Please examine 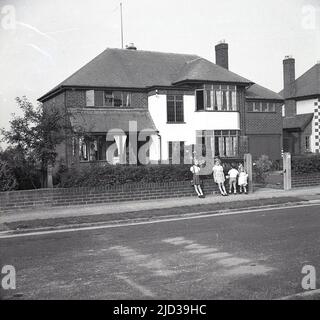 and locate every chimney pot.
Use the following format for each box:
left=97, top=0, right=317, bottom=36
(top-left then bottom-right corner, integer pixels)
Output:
left=215, top=41, right=229, bottom=69
left=126, top=43, right=137, bottom=50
